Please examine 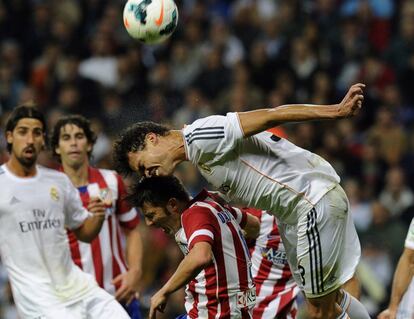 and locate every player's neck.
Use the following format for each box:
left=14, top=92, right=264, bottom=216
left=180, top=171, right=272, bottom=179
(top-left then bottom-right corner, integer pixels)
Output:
left=6, top=156, right=37, bottom=178
left=62, top=161, right=89, bottom=187
left=170, top=130, right=187, bottom=164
